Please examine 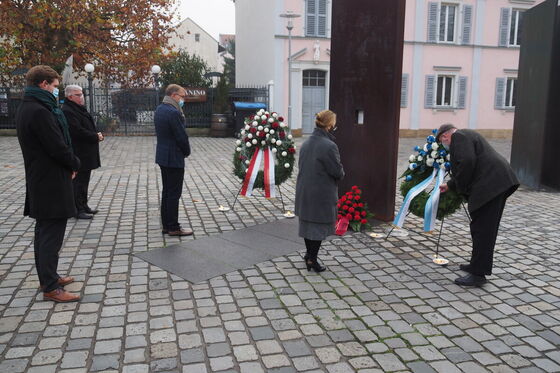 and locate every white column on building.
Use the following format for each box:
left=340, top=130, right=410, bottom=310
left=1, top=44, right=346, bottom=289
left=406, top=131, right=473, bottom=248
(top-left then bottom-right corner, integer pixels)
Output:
left=468, top=0, right=486, bottom=130
left=410, top=0, right=426, bottom=130
left=291, top=66, right=303, bottom=131
left=273, top=38, right=285, bottom=117
left=268, top=80, right=275, bottom=112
